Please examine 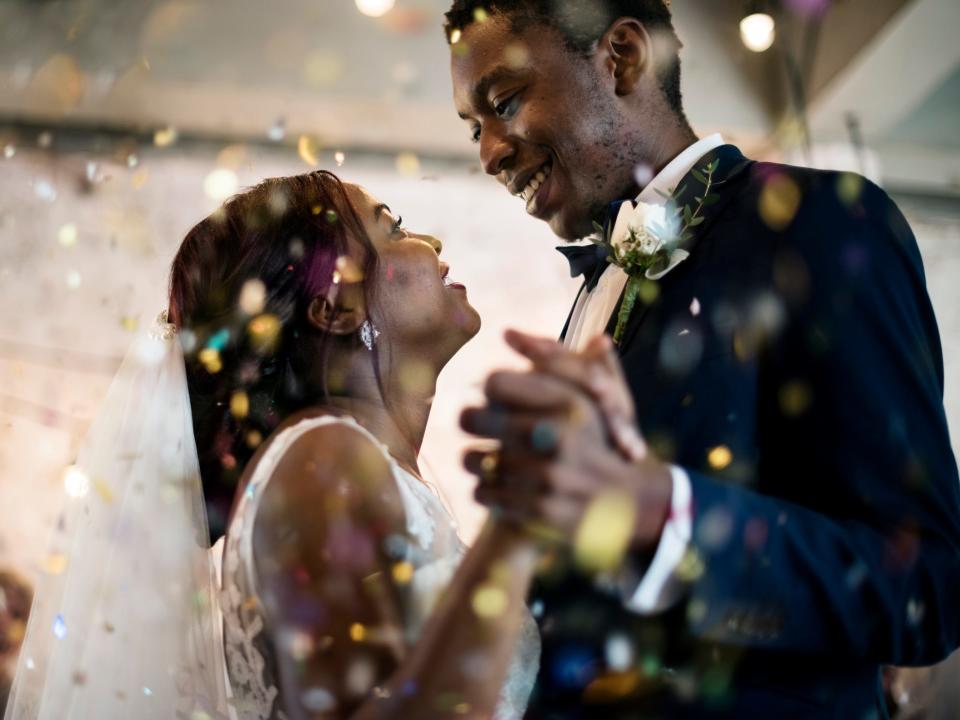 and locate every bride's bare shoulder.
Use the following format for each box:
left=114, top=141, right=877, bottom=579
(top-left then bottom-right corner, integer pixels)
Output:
left=252, top=411, right=405, bottom=543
